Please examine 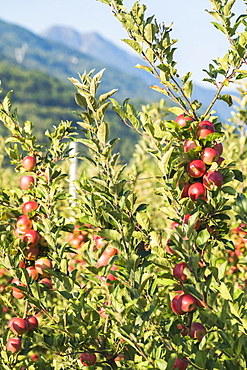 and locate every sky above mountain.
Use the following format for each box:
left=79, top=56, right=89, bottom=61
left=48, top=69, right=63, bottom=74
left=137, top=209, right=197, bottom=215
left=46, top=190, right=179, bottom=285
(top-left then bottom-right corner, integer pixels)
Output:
left=1, top=0, right=246, bottom=88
